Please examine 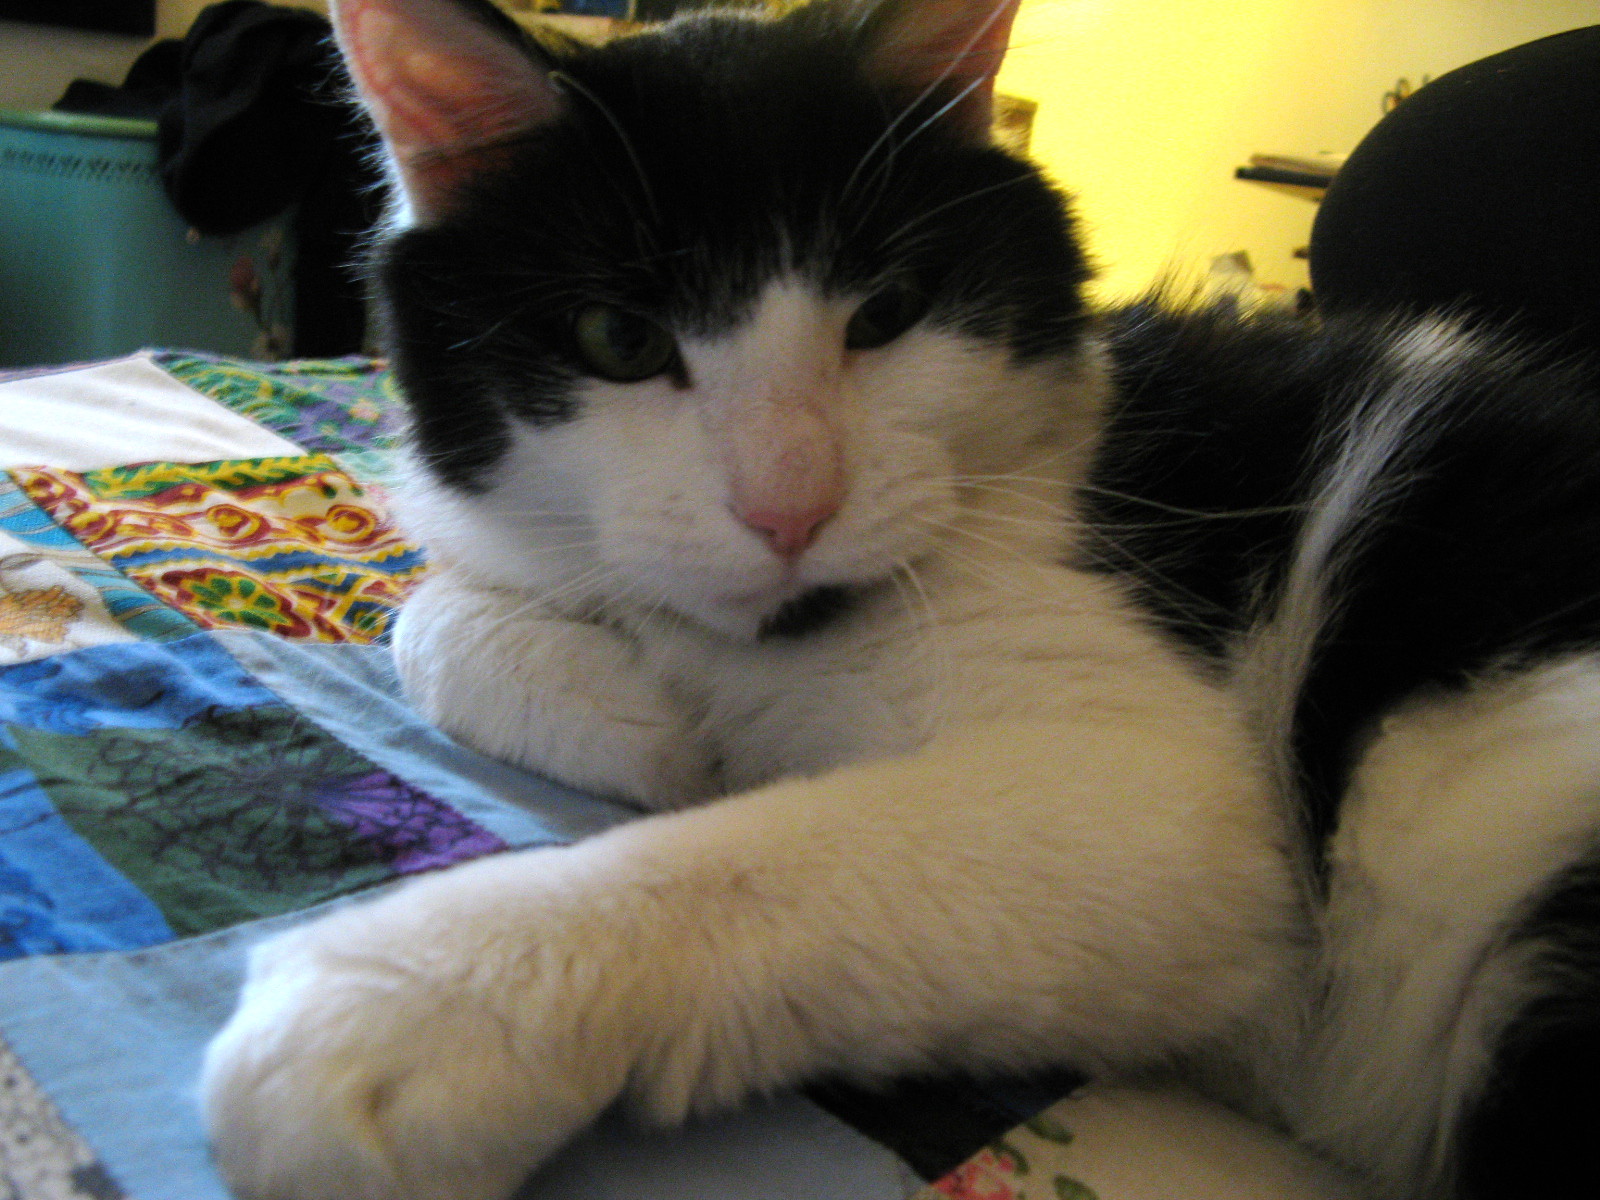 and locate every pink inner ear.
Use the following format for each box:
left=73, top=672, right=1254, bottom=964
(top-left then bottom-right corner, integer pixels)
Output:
left=866, top=0, right=1022, bottom=133
left=335, top=0, right=561, bottom=208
